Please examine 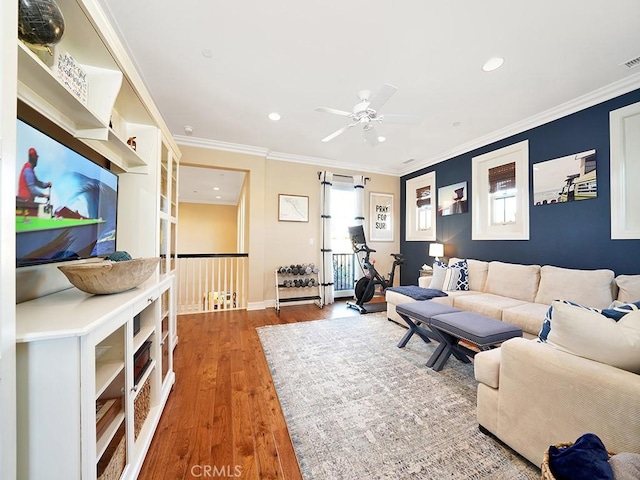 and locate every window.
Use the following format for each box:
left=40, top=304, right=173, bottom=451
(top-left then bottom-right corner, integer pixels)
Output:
left=330, top=181, right=357, bottom=253
left=489, top=162, right=516, bottom=225
left=472, top=140, right=529, bottom=240
left=610, top=101, right=640, bottom=239
left=405, top=171, right=436, bottom=241
left=416, top=186, right=432, bottom=231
